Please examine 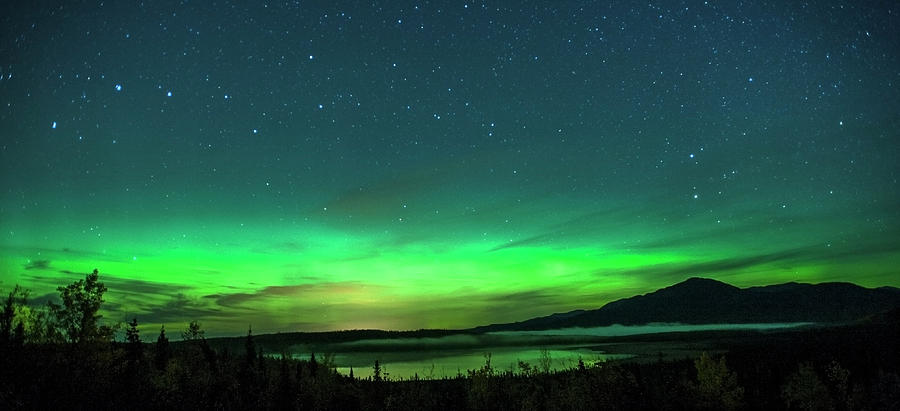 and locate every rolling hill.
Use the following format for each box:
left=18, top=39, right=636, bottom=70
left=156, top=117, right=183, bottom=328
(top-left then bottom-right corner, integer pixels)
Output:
left=472, top=277, right=900, bottom=332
